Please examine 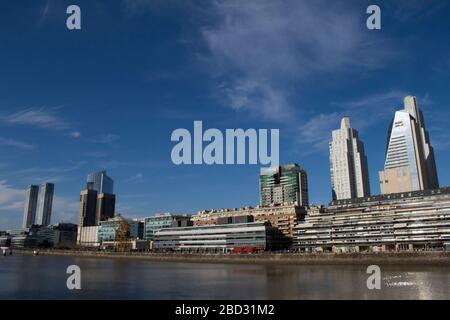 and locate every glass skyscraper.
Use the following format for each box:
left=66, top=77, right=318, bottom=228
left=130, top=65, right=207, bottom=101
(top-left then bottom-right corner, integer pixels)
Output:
left=379, top=96, right=439, bottom=194
left=22, top=185, right=39, bottom=229
left=259, top=164, right=308, bottom=207
left=87, top=170, right=114, bottom=194
left=37, top=183, right=54, bottom=226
